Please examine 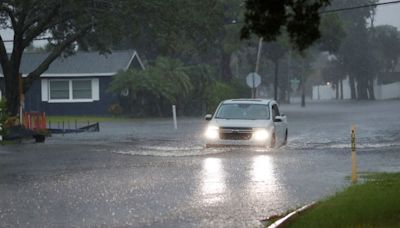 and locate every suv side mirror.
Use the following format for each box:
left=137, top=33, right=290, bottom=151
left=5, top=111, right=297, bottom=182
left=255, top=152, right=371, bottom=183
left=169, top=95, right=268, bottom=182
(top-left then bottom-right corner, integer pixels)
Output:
left=274, top=116, right=283, bottom=122
left=205, top=114, right=213, bottom=121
